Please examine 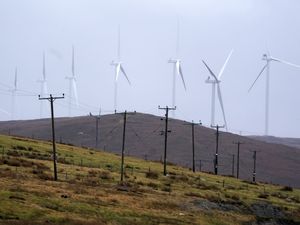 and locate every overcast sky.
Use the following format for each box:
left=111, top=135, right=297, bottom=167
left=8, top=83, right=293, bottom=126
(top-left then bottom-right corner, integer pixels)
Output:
left=1, top=0, right=300, bottom=138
